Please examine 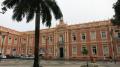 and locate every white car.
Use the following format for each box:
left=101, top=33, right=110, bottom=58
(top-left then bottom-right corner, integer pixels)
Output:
left=0, top=55, right=6, bottom=58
